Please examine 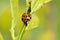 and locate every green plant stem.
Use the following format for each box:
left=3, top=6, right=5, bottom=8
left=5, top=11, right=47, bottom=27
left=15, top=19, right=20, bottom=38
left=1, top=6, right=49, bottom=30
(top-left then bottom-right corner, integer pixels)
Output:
left=18, top=25, right=26, bottom=40
left=10, top=0, right=18, bottom=40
